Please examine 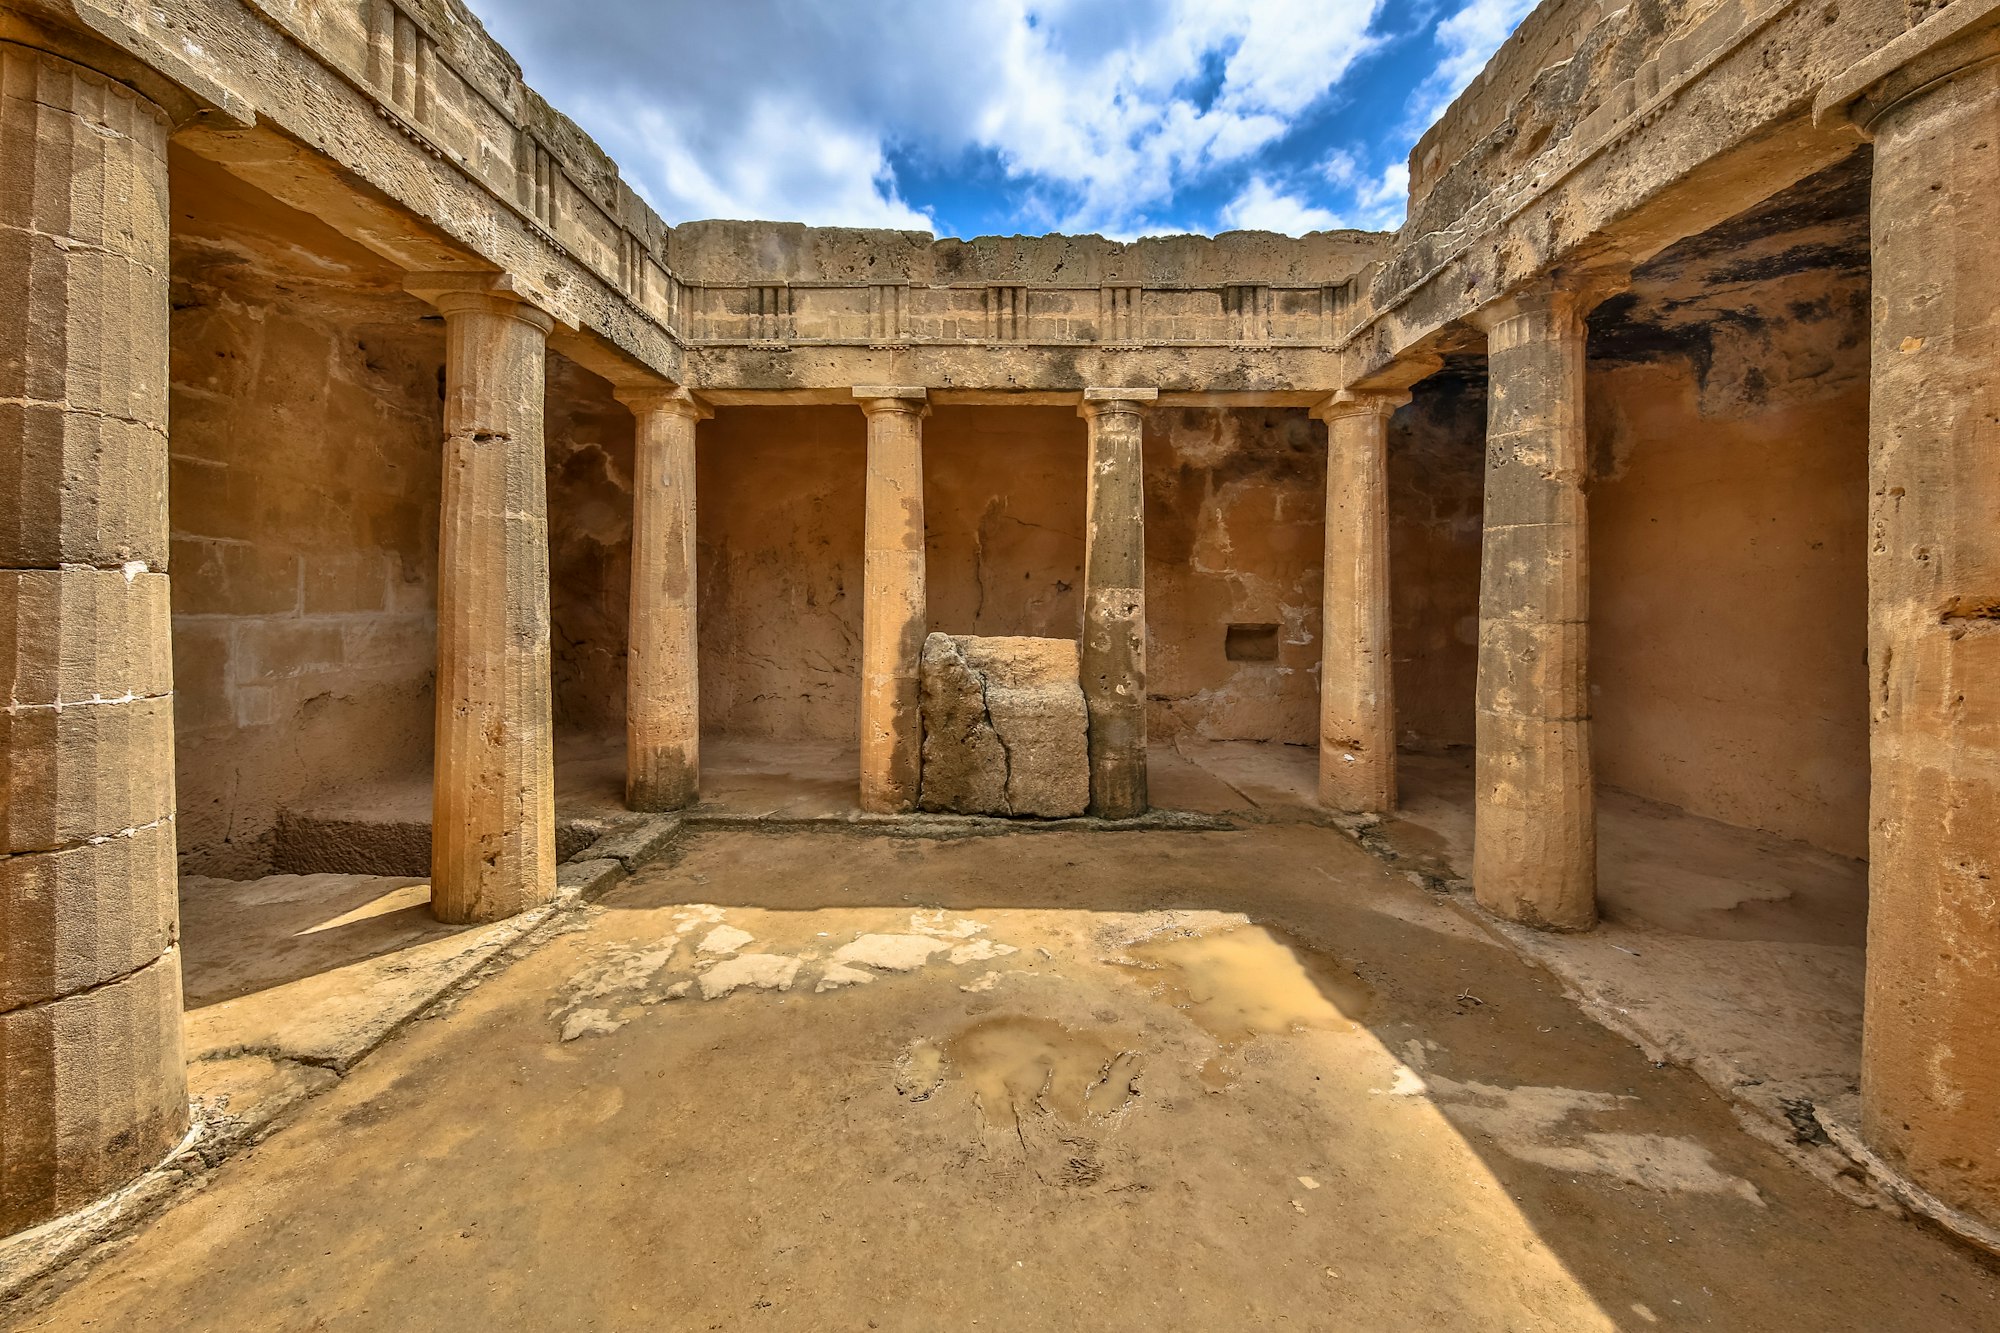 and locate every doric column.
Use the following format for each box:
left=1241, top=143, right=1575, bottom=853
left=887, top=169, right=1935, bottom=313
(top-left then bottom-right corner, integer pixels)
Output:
left=408, top=276, right=556, bottom=924
left=1079, top=388, right=1157, bottom=818
left=0, top=41, right=188, bottom=1237
left=1824, top=7, right=2000, bottom=1234
left=1312, top=389, right=1409, bottom=814
left=617, top=385, right=709, bottom=812
left=854, top=387, right=929, bottom=813
left=1471, top=278, right=1597, bottom=931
